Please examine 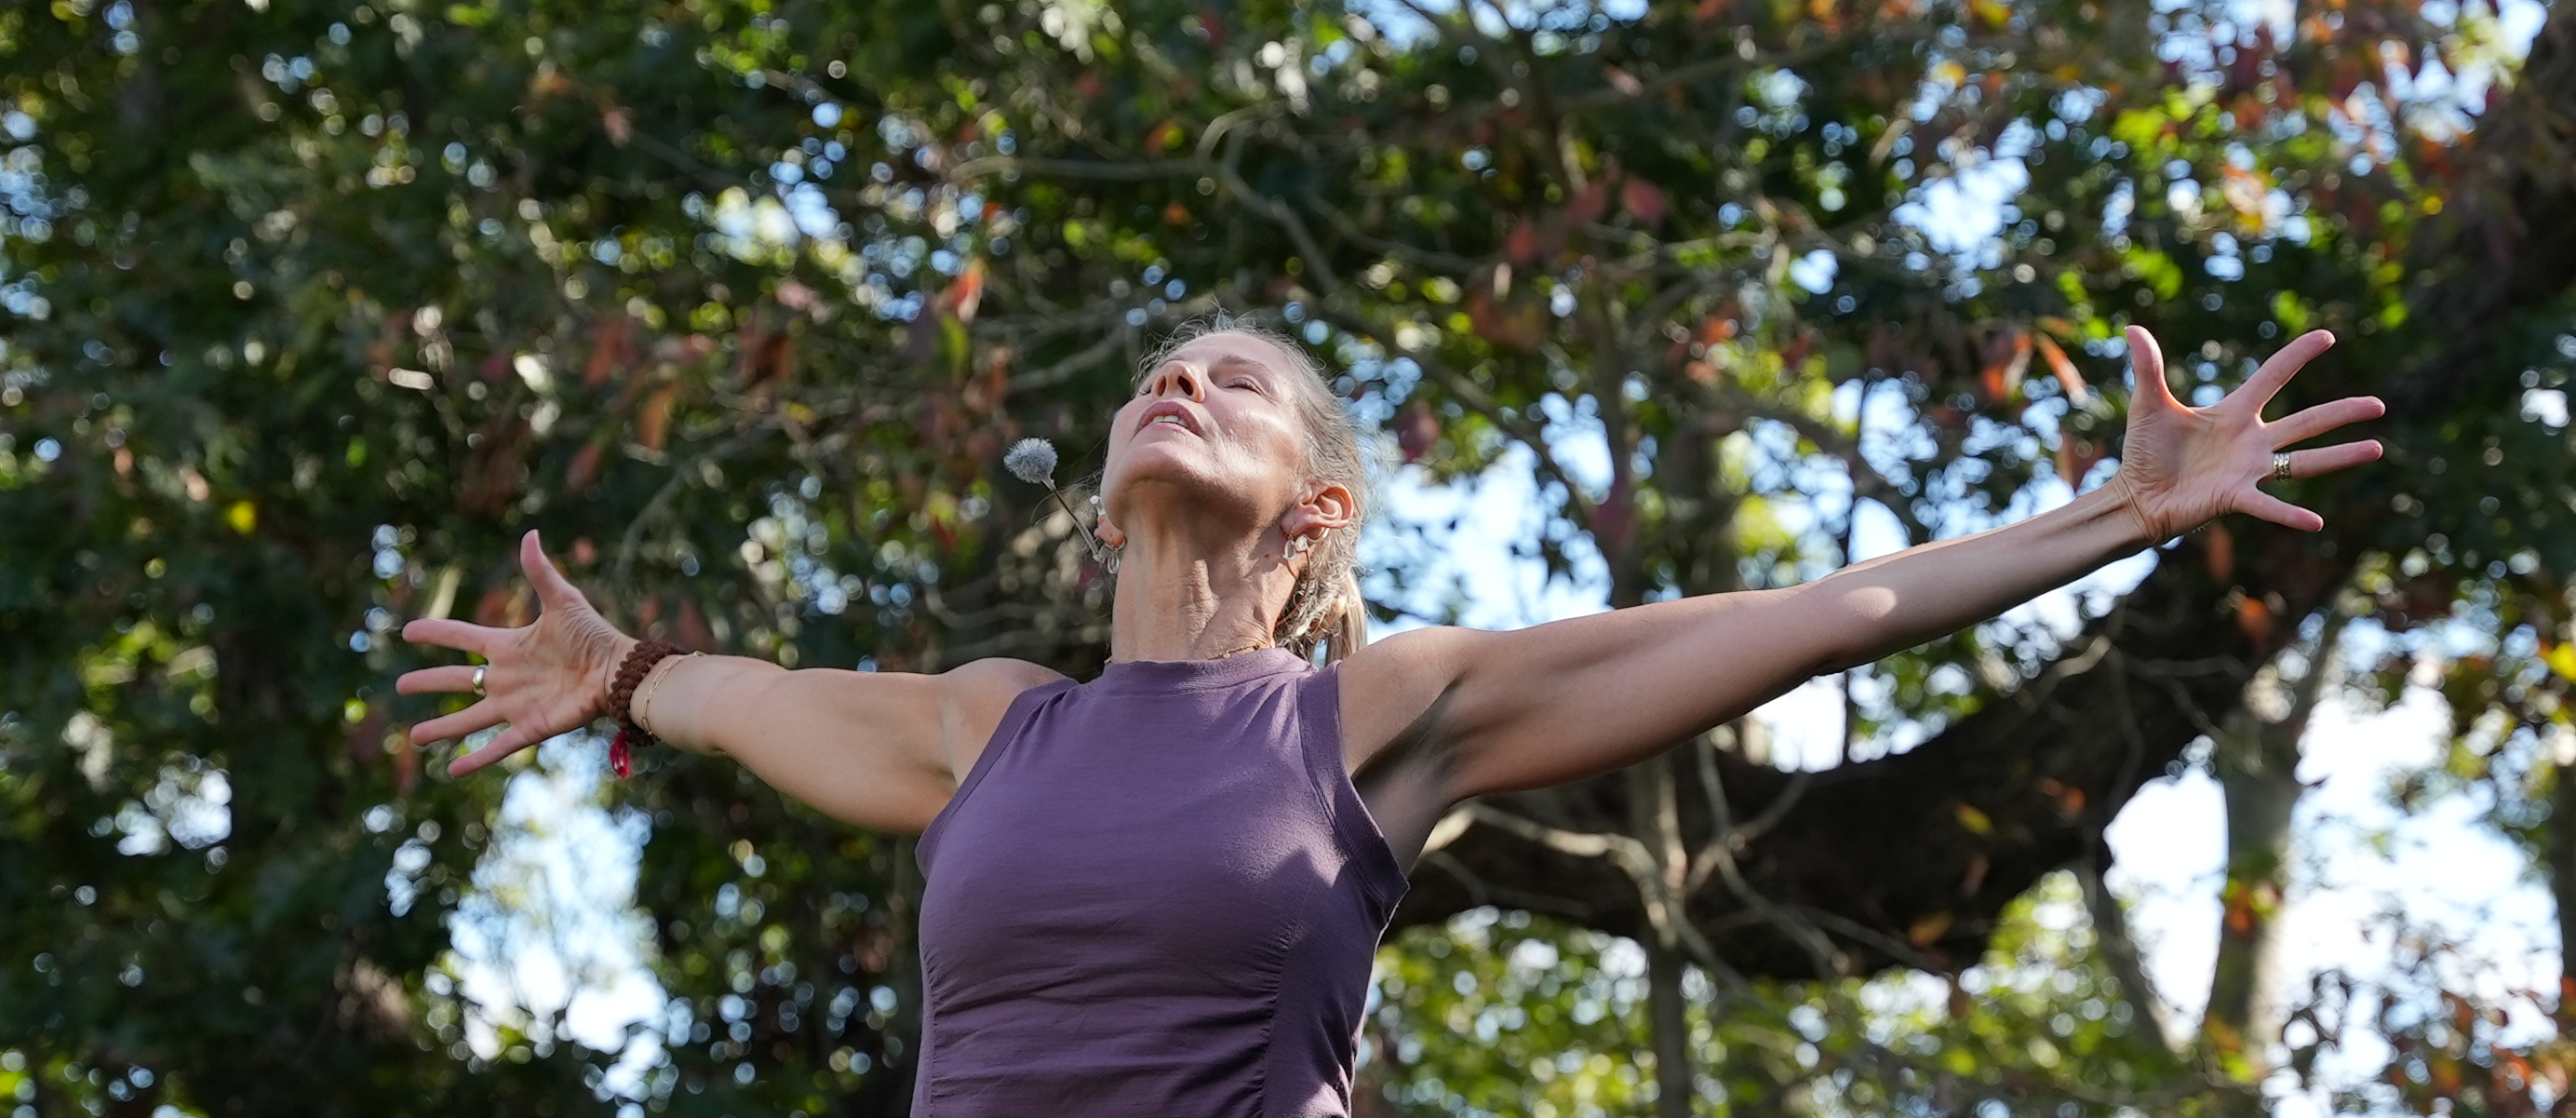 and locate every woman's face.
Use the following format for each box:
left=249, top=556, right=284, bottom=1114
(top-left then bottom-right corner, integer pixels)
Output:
left=1099, top=331, right=1312, bottom=539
